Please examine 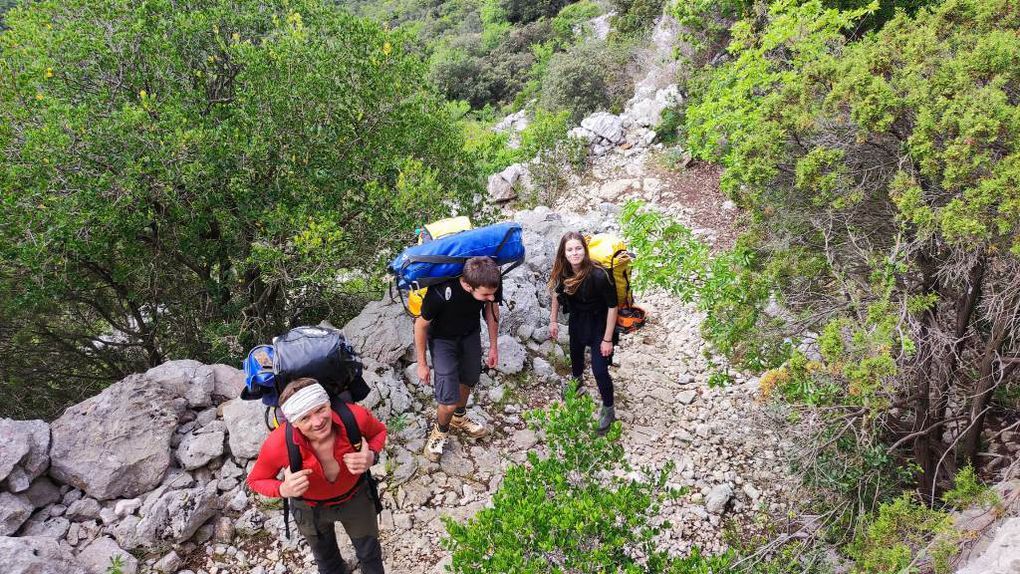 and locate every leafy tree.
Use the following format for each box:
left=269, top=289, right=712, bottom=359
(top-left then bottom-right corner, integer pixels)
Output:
left=0, top=0, right=479, bottom=418
left=678, top=0, right=1019, bottom=512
